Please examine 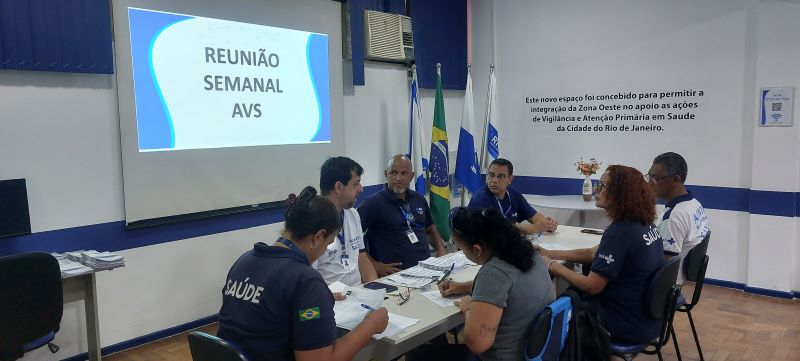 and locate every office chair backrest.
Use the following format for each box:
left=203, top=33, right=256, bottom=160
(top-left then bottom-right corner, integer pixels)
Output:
left=188, top=332, right=249, bottom=361
left=0, top=252, right=63, bottom=350
left=525, top=293, right=573, bottom=361
left=684, top=231, right=710, bottom=282
left=646, top=257, right=680, bottom=320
